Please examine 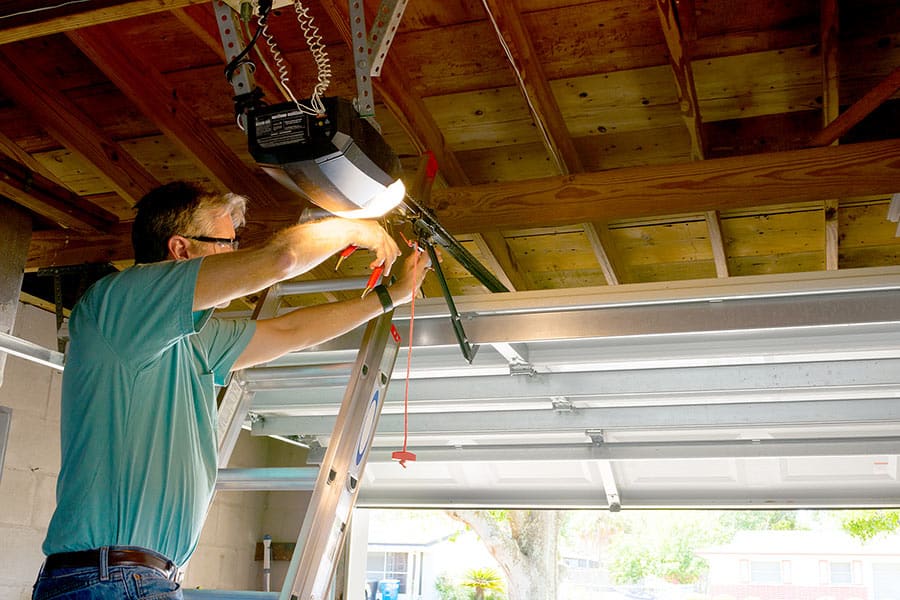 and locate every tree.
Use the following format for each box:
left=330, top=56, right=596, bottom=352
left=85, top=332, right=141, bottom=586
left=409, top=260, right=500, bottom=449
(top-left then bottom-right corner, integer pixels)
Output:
left=837, top=510, right=900, bottom=541
left=606, top=510, right=804, bottom=585
left=446, top=510, right=561, bottom=600
left=461, top=567, right=505, bottom=600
